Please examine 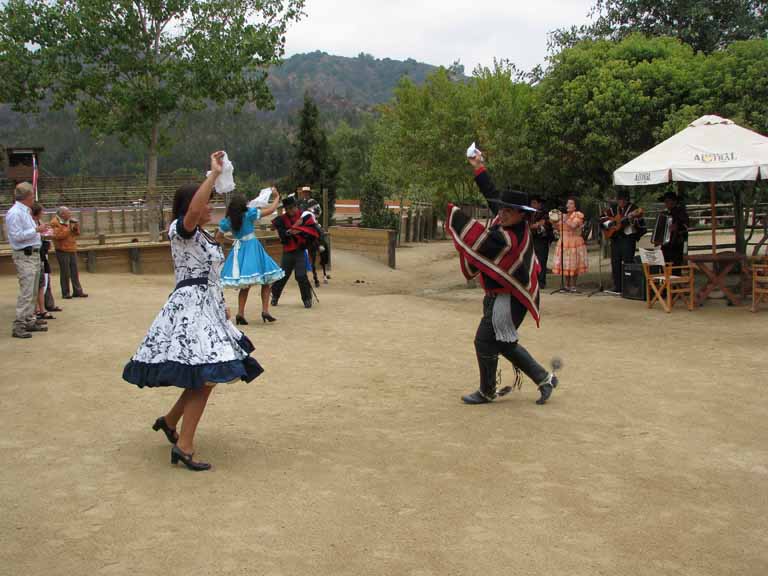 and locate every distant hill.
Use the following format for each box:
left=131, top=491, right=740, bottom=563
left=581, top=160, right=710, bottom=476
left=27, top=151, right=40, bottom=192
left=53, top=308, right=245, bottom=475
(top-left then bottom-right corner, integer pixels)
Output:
left=0, top=52, right=438, bottom=179
left=268, top=51, right=437, bottom=114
